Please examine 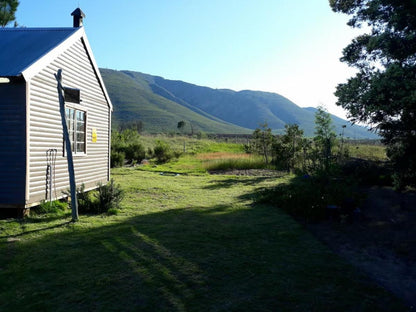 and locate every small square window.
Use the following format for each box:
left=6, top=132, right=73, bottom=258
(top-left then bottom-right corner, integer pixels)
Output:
left=64, top=87, right=81, bottom=104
